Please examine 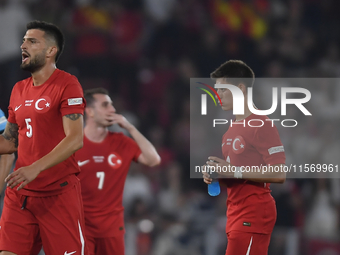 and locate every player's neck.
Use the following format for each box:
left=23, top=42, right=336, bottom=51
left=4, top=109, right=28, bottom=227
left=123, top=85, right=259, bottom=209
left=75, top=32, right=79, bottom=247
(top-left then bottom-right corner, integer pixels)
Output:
left=84, top=124, right=108, bottom=143
left=235, top=104, right=253, bottom=121
left=31, top=63, right=57, bottom=86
